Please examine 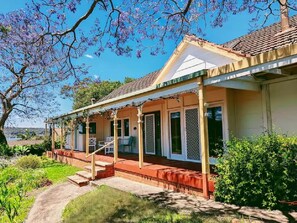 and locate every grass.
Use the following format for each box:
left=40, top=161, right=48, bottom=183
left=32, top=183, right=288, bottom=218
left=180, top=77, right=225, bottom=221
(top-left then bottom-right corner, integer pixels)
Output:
left=63, top=186, right=234, bottom=223
left=42, top=160, right=81, bottom=183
